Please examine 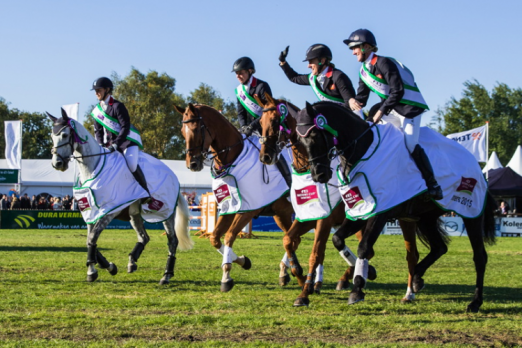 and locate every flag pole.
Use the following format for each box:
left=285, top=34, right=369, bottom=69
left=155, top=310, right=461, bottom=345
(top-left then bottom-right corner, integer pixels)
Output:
left=485, top=121, right=489, bottom=181
left=18, top=119, right=23, bottom=195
